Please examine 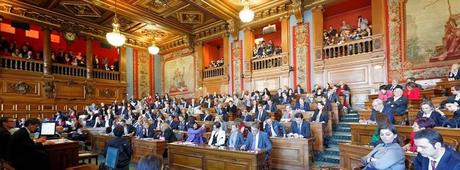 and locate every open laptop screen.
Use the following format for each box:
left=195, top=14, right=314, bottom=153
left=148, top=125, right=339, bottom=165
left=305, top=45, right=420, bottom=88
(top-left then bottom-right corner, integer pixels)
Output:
left=40, top=122, right=56, bottom=136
